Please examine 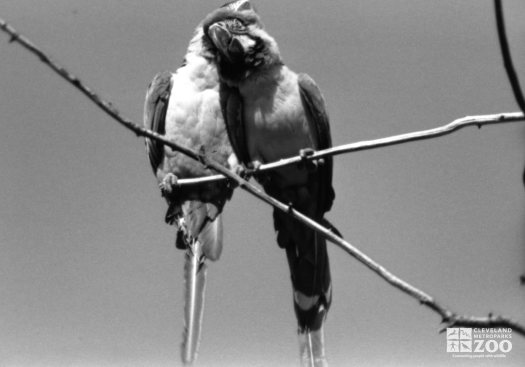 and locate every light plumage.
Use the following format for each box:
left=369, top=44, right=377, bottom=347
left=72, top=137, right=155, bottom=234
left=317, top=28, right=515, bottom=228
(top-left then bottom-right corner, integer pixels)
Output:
left=143, top=1, right=253, bottom=364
